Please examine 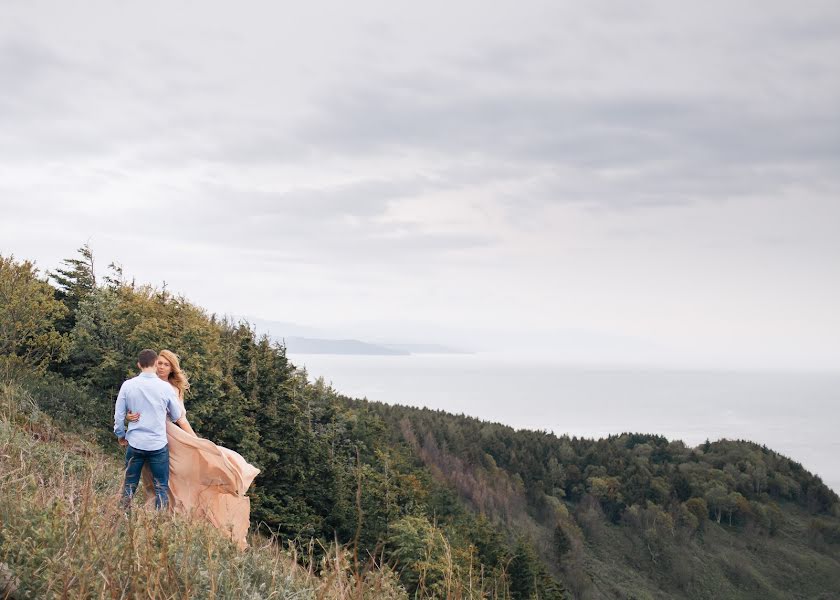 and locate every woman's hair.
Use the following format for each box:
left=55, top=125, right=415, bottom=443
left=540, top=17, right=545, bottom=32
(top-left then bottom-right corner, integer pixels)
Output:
left=158, top=349, right=190, bottom=398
